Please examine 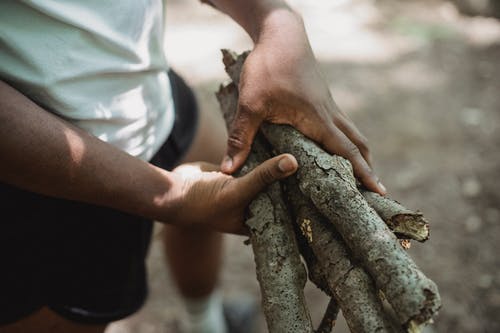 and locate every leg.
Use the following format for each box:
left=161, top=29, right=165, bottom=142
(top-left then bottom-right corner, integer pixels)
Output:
left=0, top=307, right=107, bottom=333
left=162, top=86, right=229, bottom=329
left=163, top=226, right=224, bottom=299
